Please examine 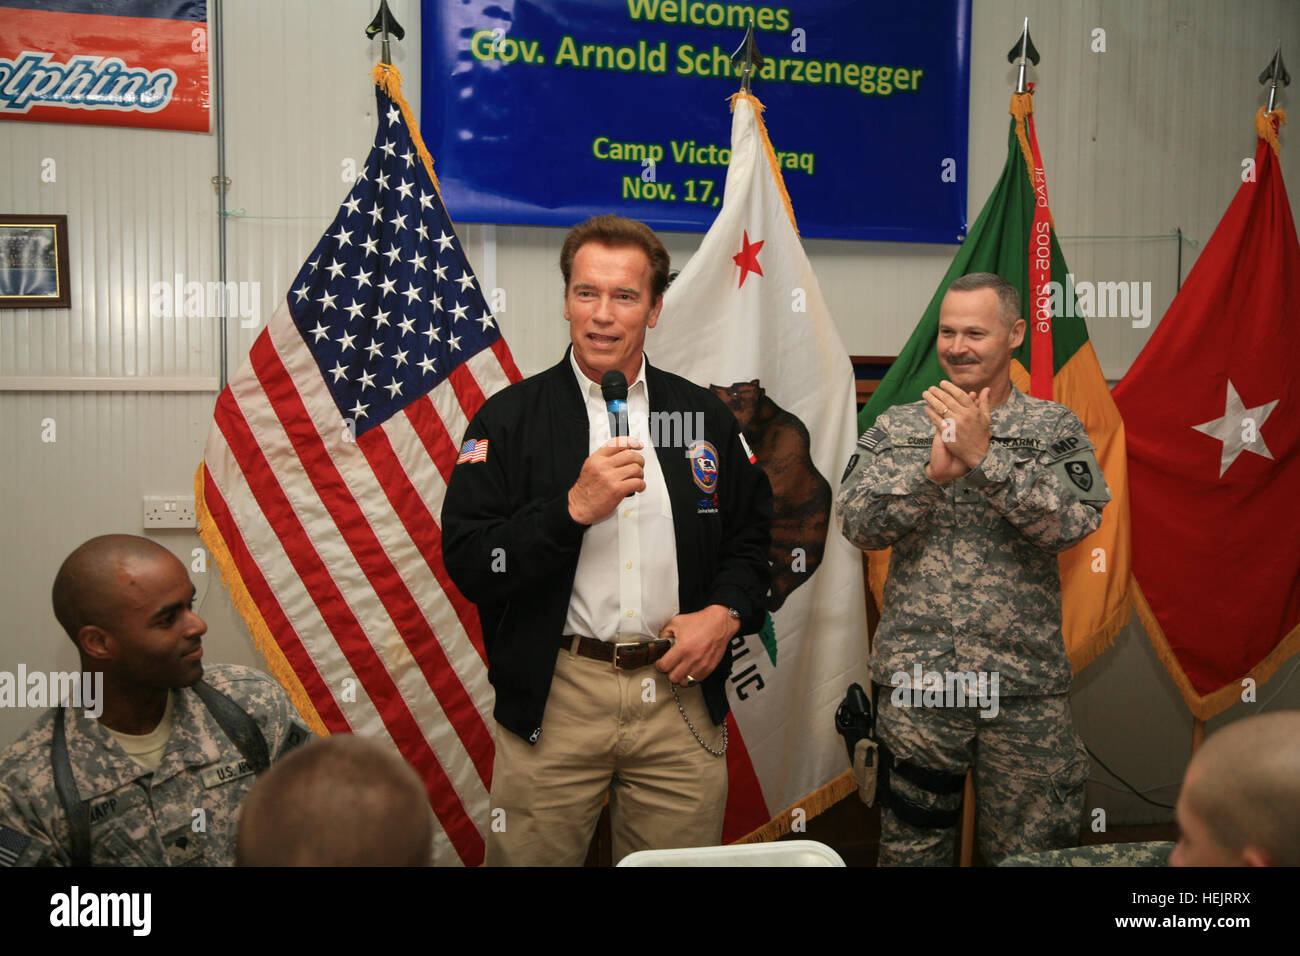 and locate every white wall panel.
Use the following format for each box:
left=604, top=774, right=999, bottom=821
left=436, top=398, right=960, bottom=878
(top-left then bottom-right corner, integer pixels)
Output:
left=0, top=114, right=216, bottom=377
